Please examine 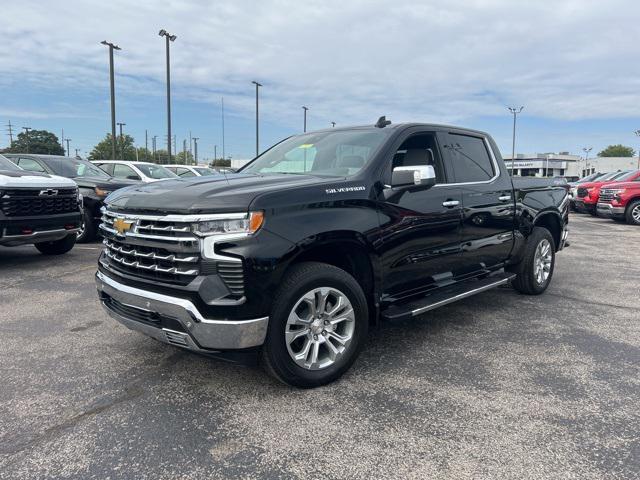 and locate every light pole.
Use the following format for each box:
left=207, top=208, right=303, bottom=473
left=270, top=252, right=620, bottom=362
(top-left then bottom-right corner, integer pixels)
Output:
left=65, top=138, right=72, bottom=157
left=507, top=106, right=524, bottom=176
left=152, top=135, right=157, bottom=162
left=583, top=147, right=592, bottom=177
left=251, top=81, right=262, bottom=157
left=117, top=122, right=126, bottom=159
left=302, top=106, right=309, bottom=132
left=193, top=137, right=199, bottom=164
left=75, top=148, right=80, bottom=157
left=331, top=121, right=336, bottom=128
left=634, top=130, right=640, bottom=169
left=22, top=127, right=32, bottom=153
left=159, top=29, right=177, bottom=162
left=101, top=41, right=121, bottom=160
